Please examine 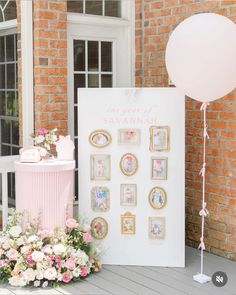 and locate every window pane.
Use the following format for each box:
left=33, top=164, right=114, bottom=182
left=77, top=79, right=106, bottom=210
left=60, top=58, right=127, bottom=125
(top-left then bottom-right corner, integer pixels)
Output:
left=3, top=0, right=16, bottom=21
left=74, top=40, right=85, bottom=71
left=105, top=0, right=121, bottom=17
left=67, top=0, right=83, bottom=13
left=1, top=144, right=10, bottom=156
left=6, top=34, right=14, bottom=61
left=14, top=91, right=18, bottom=116
left=12, top=120, right=19, bottom=145
left=85, top=0, right=102, bottom=16
left=0, top=36, right=5, bottom=62
left=101, top=74, right=112, bottom=87
left=88, top=41, right=98, bottom=72
left=0, top=91, right=6, bottom=115
left=88, top=74, right=99, bottom=87
left=101, top=42, right=112, bottom=72
left=1, top=119, right=11, bottom=144
left=7, top=64, right=15, bottom=89
left=0, top=64, right=5, bottom=89
left=6, top=91, right=15, bottom=116
left=74, top=74, right=85, bottom=103
left=74, top=138, right=78, bottom=167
